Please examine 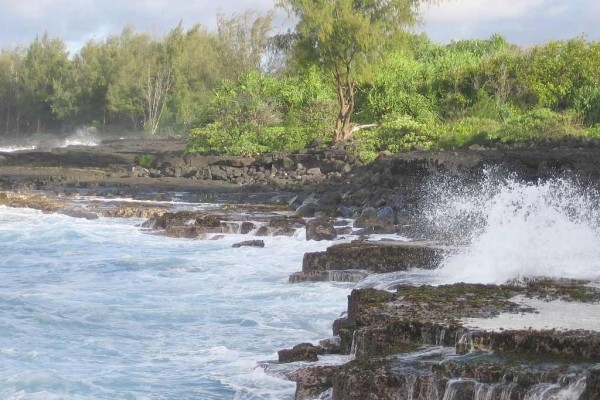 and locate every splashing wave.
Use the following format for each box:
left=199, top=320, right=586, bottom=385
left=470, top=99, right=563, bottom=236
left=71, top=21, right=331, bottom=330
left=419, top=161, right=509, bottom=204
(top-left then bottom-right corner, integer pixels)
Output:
left=426, top=171, right=600, bottom=284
